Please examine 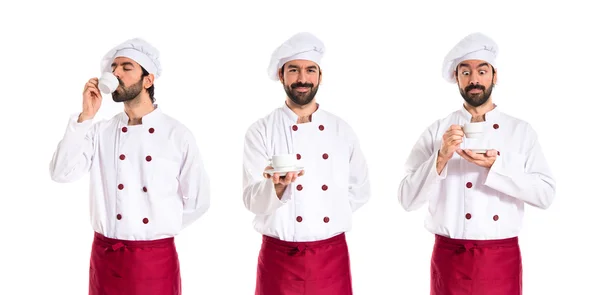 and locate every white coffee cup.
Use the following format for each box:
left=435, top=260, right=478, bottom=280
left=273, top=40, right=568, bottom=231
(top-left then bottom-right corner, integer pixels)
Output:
left=269, top=154, right=297, bottom=168
left=462, top=122, right=485, bottom=139
left=98, top=72, right=119, bottom=94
